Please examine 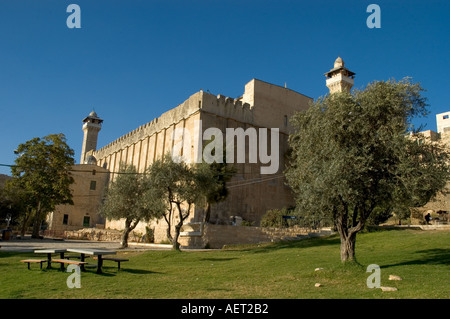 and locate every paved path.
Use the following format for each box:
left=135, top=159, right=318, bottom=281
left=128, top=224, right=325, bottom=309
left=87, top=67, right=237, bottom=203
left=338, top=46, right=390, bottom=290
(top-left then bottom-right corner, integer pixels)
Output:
left=0, top=236, right=172, bottom=252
